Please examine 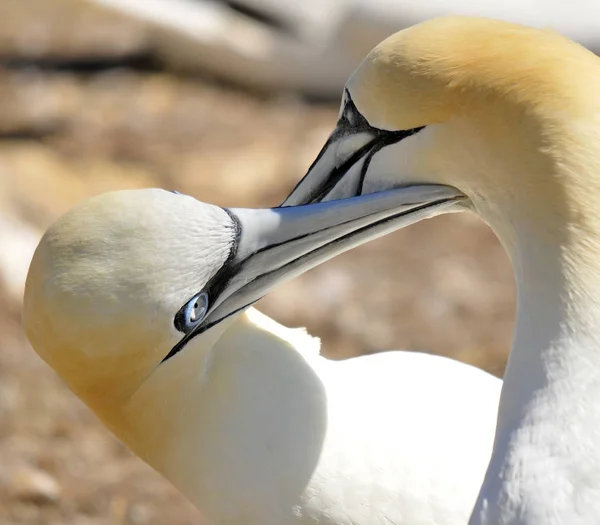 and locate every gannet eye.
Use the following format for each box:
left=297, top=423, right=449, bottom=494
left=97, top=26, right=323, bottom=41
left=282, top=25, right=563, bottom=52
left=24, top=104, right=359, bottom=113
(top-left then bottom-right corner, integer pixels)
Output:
left=175, top=292, right=209, bottom=333
left=187, top=293, right=209, bottom=325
